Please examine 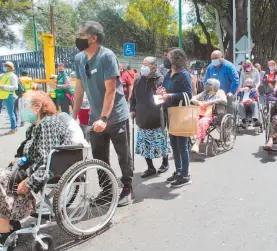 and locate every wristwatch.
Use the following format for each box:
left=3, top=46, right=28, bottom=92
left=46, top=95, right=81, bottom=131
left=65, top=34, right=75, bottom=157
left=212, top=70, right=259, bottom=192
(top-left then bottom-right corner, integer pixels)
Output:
left=100, top=116, right=108, bottom=123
